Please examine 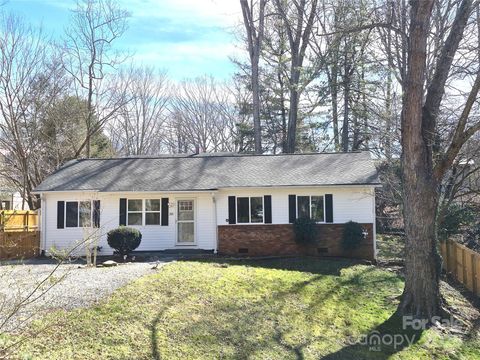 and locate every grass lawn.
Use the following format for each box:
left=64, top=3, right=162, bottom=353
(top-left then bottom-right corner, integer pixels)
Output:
left=376, top=234, right=405, bottom=261
left=3, top=257, right=480, bottom=359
